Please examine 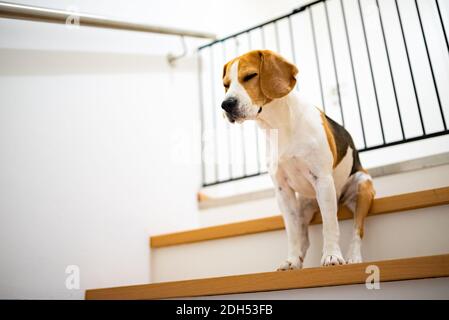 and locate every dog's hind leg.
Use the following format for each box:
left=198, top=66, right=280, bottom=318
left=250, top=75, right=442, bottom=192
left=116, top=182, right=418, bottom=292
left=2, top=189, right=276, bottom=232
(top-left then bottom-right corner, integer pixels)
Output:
left=342, top=171, right=375, bottom=264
